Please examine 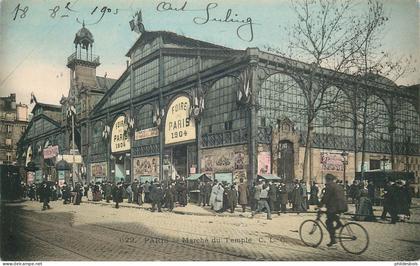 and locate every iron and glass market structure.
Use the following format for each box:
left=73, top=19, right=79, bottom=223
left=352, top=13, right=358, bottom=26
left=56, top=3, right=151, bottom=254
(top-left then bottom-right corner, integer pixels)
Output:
left=17, top=25, right=420, bottom=193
